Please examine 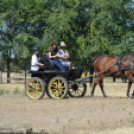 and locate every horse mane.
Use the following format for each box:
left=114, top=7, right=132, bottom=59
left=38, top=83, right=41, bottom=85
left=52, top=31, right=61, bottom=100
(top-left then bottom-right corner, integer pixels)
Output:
left=125, top=52, right=134, bottom=56
left=97, top=55, right=119, bottom=58
left=97, top=52, right=134, bottom=58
